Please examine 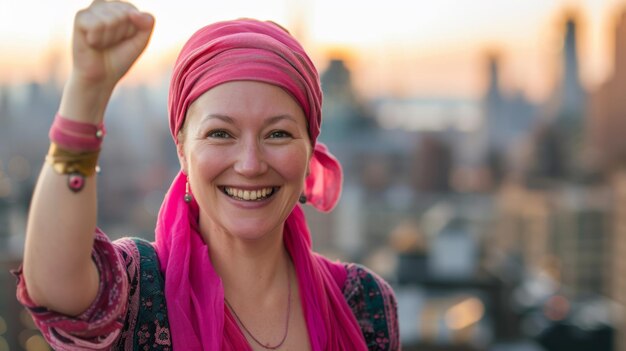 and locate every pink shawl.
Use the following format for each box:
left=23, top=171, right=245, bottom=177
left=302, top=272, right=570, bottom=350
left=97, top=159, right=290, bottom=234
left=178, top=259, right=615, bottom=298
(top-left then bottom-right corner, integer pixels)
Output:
left=154, top=19, right=368, bottom=350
